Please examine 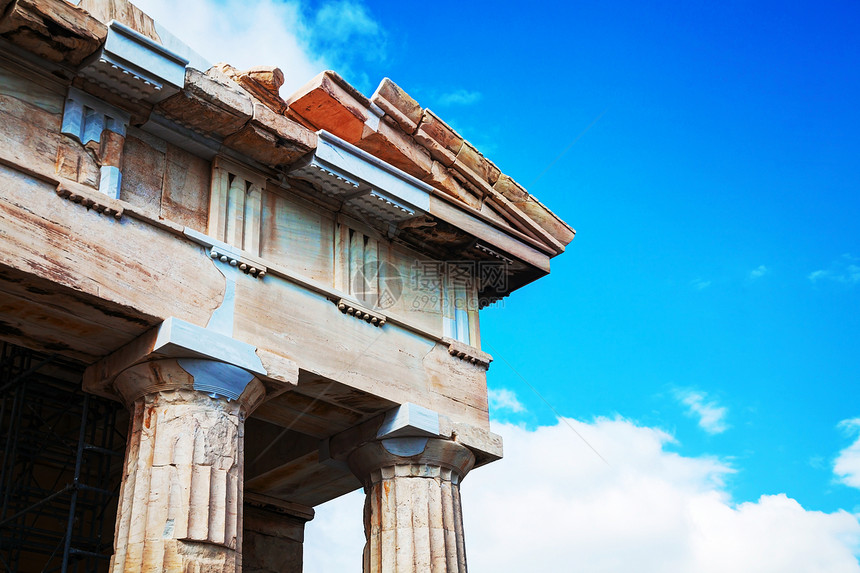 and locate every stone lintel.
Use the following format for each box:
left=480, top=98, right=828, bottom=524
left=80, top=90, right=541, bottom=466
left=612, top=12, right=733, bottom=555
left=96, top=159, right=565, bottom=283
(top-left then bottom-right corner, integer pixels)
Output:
left=243, top=493, right=313, bottom=573
left=323, top=402, right=503, bottom=468
left=245, top=492, right=314, bottom=523
left=83, top=316, right=297, bottom=401
left=244, top=506, right=308, bottom=546
left=315, top=130, right=432, bottom=213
